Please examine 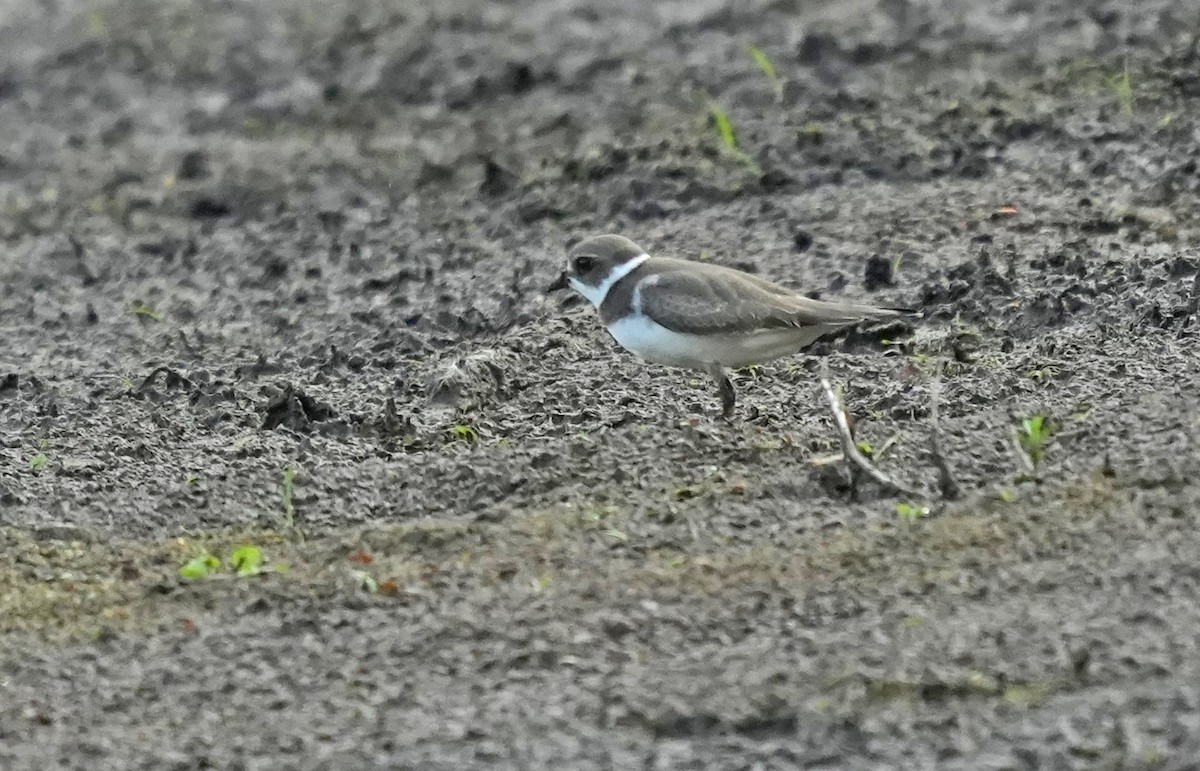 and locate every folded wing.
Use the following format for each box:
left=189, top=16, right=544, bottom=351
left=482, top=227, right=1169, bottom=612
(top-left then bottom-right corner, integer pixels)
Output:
left=638, top=263, right=908, bottom=336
